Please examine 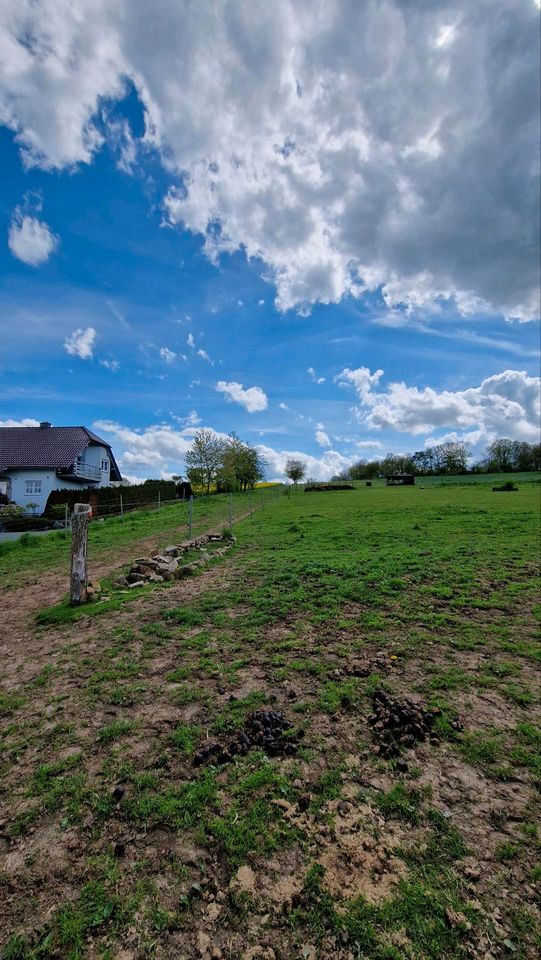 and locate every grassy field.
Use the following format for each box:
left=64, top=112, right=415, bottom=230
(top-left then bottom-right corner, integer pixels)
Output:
left=0, top=483, right=540, bottom=959
left=0, top=487, right=280, bottom=592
